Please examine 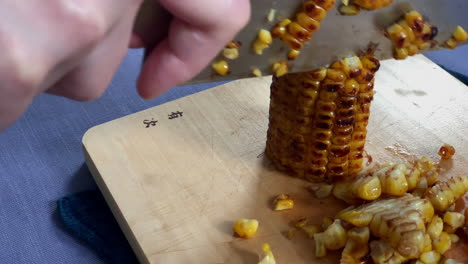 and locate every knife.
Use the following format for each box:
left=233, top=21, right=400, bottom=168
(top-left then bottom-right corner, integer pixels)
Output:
left=133, top=0, right=468, bottom=84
